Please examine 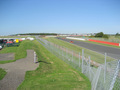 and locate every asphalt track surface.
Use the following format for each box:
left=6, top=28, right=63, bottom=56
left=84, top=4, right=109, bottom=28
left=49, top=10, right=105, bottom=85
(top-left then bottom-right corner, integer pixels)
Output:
left=56, top=37, right=120, bottom=60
